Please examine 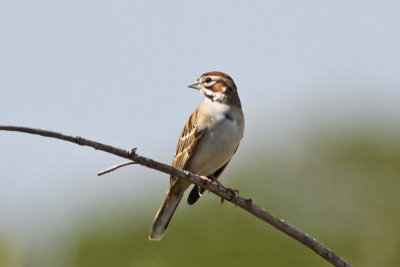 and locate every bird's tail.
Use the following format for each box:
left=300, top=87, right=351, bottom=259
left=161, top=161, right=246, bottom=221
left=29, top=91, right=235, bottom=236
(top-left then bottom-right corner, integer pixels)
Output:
left=187, top=185, right=205, bottom=205
left=149, top=186, right=184, bottom=241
